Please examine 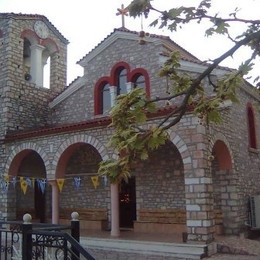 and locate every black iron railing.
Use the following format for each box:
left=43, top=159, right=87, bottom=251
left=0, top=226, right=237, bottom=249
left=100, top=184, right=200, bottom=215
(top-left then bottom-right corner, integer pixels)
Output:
left=0, top=213, right=95, bottom=260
